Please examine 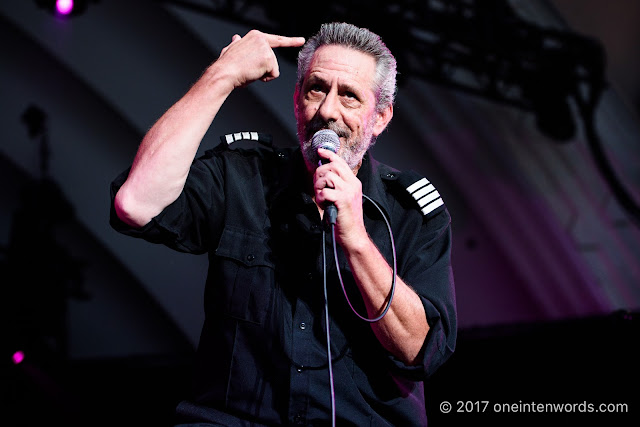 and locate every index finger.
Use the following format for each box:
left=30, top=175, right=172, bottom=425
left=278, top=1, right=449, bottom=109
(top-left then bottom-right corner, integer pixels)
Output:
left=317, top=148, right=349, bottom=171
left=318, top=148, right=341, bottom=161
left=266, top=34, right=306, bottom=48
